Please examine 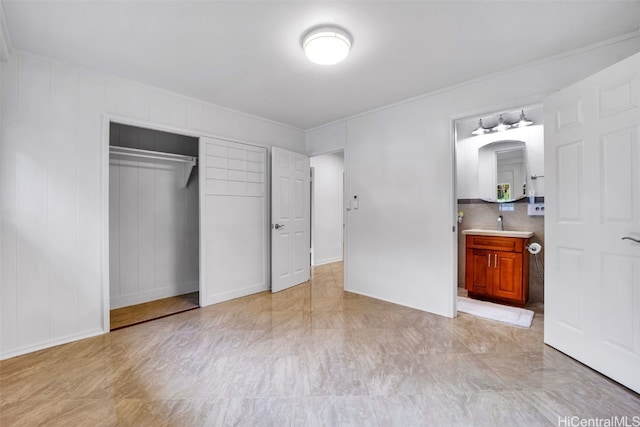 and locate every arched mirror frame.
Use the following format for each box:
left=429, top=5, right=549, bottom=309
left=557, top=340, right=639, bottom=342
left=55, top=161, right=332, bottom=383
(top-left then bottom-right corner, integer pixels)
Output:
left=478, top=140, right=527, bottom=203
